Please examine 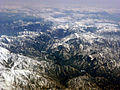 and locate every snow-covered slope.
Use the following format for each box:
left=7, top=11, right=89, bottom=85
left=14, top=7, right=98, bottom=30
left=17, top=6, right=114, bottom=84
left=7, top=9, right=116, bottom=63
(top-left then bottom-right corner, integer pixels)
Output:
left=0, top=46, right=60, bottom=89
